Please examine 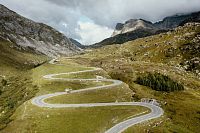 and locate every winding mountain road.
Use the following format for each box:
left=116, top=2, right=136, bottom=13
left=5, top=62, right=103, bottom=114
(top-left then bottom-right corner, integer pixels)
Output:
left=31, top=59, right=164, bottom=133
